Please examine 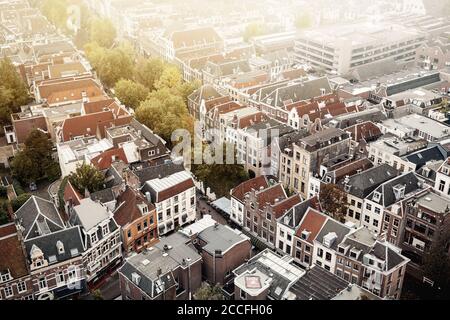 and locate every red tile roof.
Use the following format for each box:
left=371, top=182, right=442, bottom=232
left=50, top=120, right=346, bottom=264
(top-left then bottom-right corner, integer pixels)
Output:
left=295, top=208, right=328, bottom=243
left=114, top=187, right=155, bottom=227
left=91, top=148, right=128, bottom=170
left=272, top=194, right=302, bottom=218
left=156, top=178, right=195, bottom=203
left=63, top=181, right=83, bottom=206
left=170, top=27, right=221, bottom=50
left=0, top=223, right=29, bottom=279
left=345, top=121, right=382, bottom=142
left=61, top=110, right=132, bottom=141
left=256, top=184, right=287, bottom=208
left=231, top=176, right=268, bottom=202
